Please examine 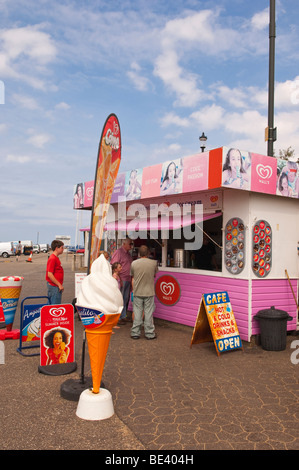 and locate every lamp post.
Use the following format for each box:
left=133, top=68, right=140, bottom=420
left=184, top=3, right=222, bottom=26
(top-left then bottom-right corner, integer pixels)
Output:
left=199, top=132, right=207, bottom=153
left=267, top=0, right=276, bottom=157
